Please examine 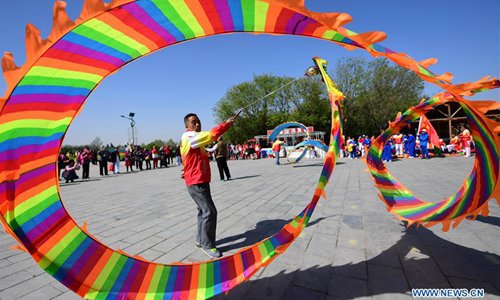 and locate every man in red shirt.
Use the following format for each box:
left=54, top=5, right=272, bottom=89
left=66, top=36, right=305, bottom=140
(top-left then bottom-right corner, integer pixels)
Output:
left=393, top=132, right=403, bottom=158
left=272, top=139, right=284, bottom=166
left=181, top=113, right=238, bottom=258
